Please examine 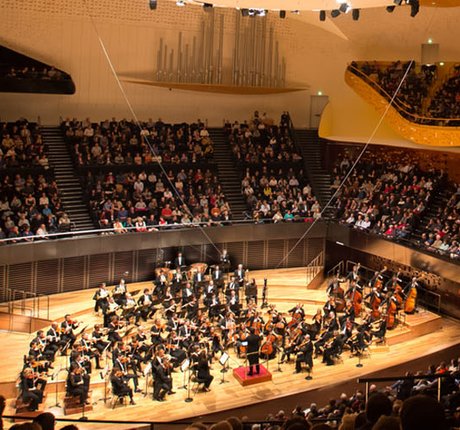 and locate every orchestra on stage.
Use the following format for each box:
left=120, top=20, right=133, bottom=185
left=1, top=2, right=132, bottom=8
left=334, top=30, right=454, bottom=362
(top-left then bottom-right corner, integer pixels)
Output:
left=18, top=251, right=419, bottom=411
